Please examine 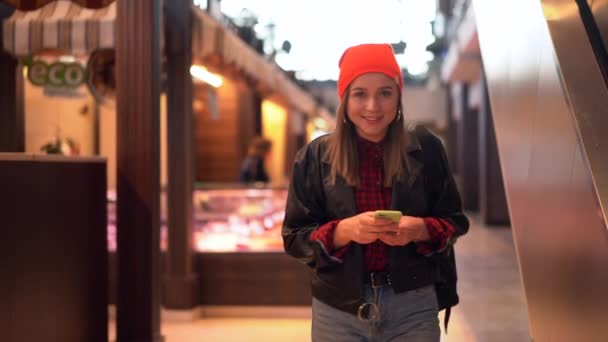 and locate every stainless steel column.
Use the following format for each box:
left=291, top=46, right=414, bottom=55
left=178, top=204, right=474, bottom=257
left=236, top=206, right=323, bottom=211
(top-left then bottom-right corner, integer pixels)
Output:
left=473, top=0, right=608, bottom=340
